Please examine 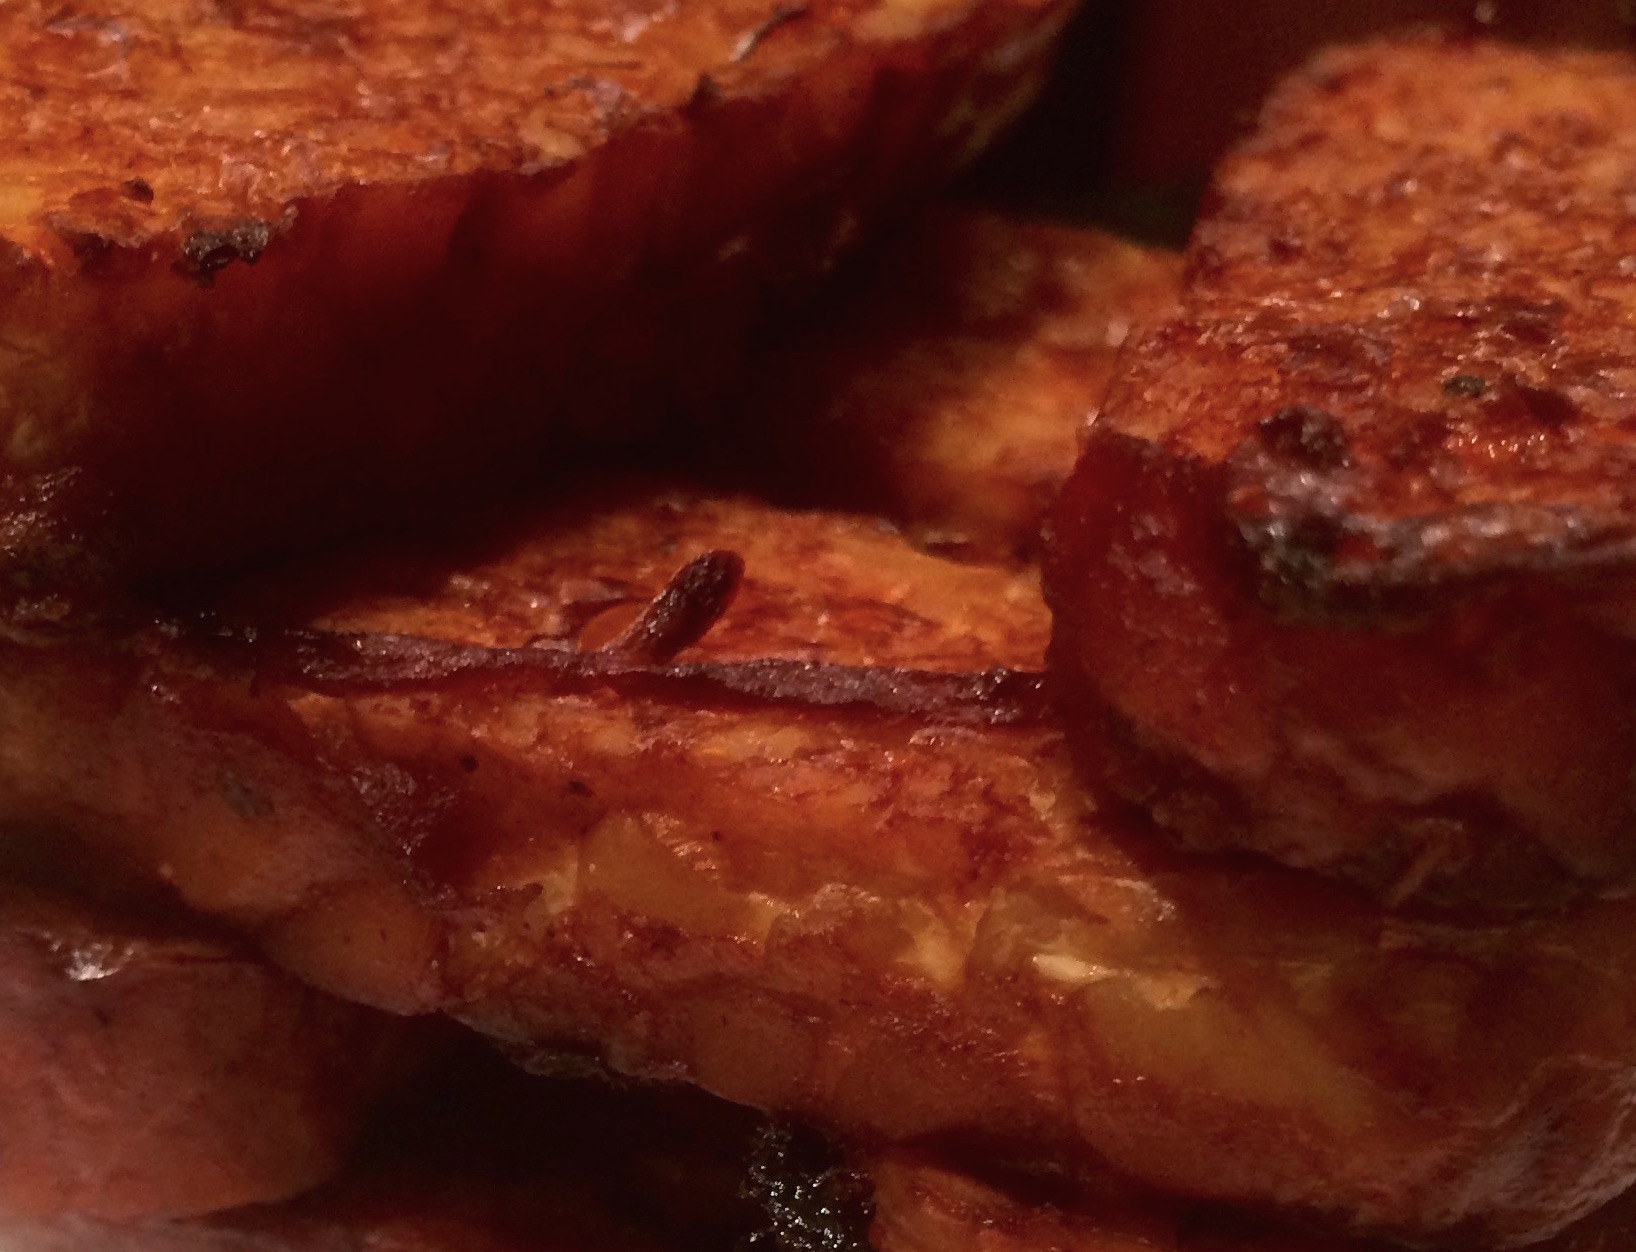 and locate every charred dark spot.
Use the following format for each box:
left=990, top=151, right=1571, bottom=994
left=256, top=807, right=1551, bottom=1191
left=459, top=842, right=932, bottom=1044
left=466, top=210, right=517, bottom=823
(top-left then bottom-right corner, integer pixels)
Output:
left=458, top=754, right=479, bottom=773
left=739, top=1124, right=872, bottom=1252
left=122, top=177, right=154, bottom=203
left=1443, top=373, right=1488, bottom=398
left=1516, top=385, right=1577, bottom=427
left=51, top=223, right=117, bottom=264
left=176, top=219, right=272, bottom=287
left=566, top=779, right=593, bottom=797
left=1254, top=406, right=1351, bottom=470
